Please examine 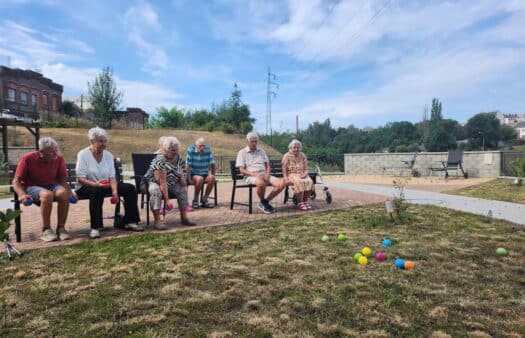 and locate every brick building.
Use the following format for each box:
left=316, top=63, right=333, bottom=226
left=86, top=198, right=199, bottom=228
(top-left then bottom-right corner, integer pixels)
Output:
left=0, top=65, right=63, bottom=119
left=115, top=107, right=149, bottom=129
